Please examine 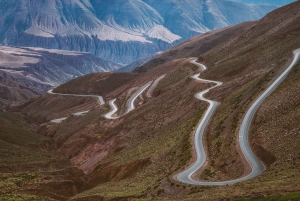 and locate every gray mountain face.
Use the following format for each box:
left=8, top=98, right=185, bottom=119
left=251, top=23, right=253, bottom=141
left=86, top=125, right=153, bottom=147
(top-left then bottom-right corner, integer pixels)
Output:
left=0, top=0, right=277, bottom=65
left=143, top=0, right=278, bottom=38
